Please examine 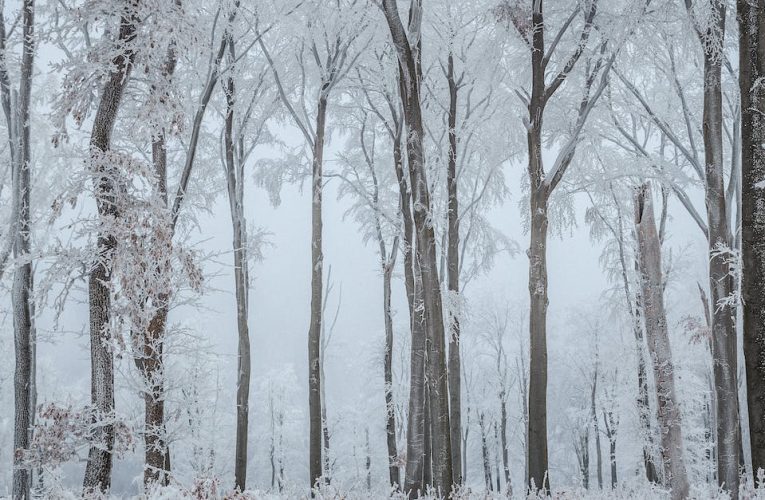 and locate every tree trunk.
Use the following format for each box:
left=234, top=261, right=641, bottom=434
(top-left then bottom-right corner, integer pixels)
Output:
left=10, top=2, right=35, bottom=498
left=592, top=366, right=603, bottom=489
left=527, top=184, right=550, bottom=493
left=479, top=412, right=493, bottom=491
left=446, top=50, right=462, bottom=487
left=308, top=94, right=328, bottom=491
left=223, top=47, right=251, bottom=491
left=382, top=1, right=453, bottom=494
left=689, top=2, right=740, bottom=493
left=383, top=254, right=401, bottom=488
left=634, top=184, right=690, bottom=500
left=500, top=392, right=511, bottom=495
left=738, top=0, right=765, bottom=479
left=83, top=3, right=140, bottom=492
